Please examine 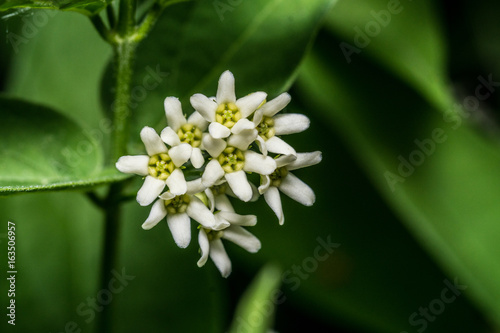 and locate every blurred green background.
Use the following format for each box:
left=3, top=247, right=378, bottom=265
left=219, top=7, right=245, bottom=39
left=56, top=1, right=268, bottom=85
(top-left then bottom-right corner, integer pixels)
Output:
left=1, top=0, right=500, bottom=332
